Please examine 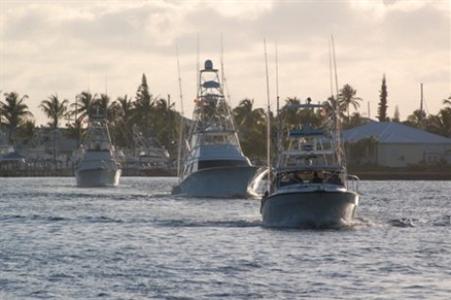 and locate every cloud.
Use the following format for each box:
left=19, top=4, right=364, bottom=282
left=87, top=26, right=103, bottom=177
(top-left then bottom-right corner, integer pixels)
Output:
left=0, top=0, right=449, bottom=124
